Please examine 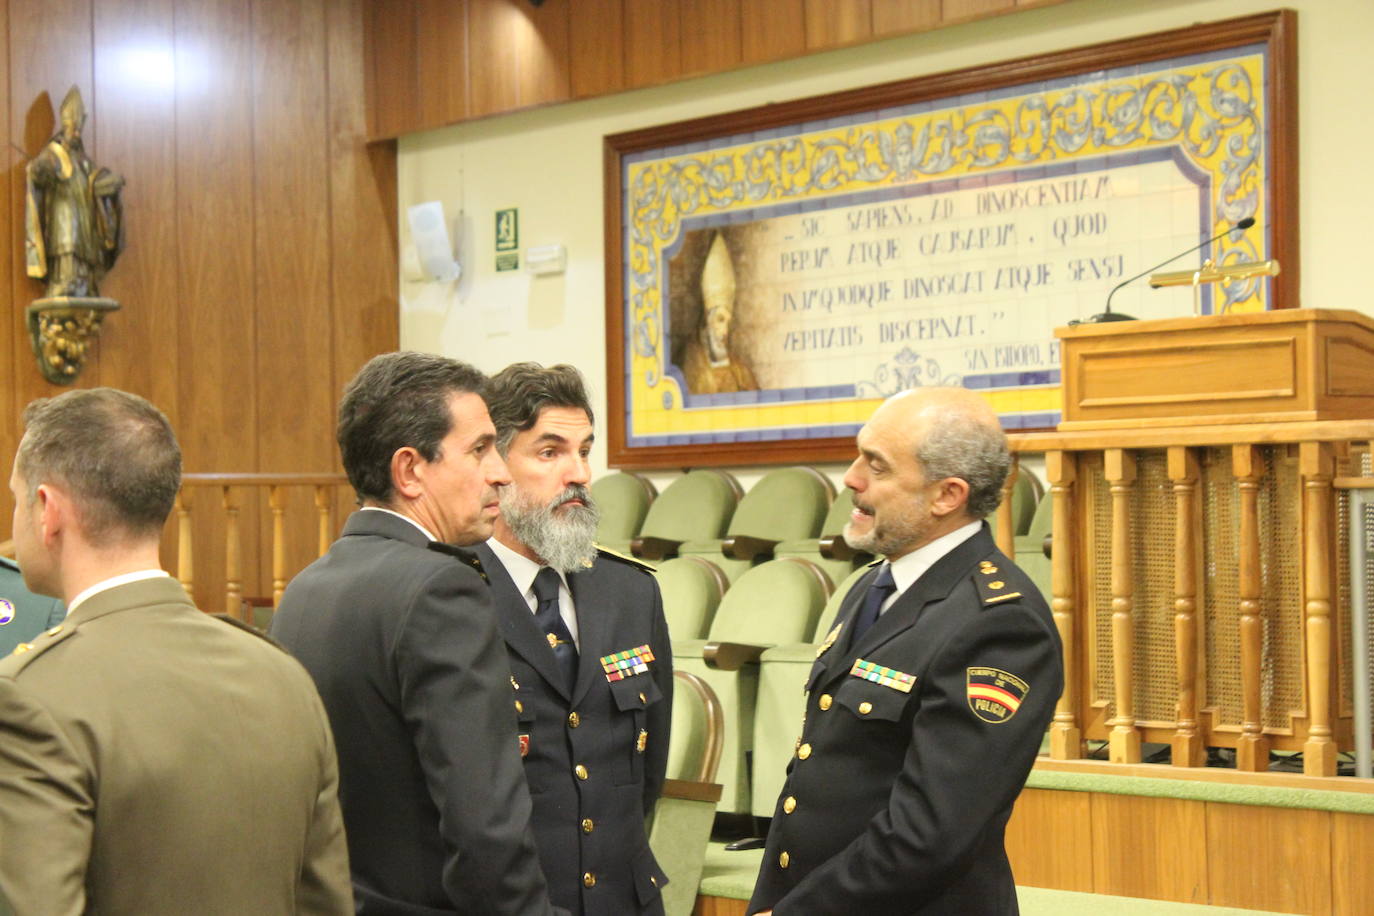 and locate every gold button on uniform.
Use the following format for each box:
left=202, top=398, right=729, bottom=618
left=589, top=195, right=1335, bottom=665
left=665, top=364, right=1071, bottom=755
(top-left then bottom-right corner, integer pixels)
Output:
left=568, top=711, right=581, bottom=728
left=989, top=580, right=1005, bottom=589
left=782, top=796, right=796, bottom=814
left=46, top=625, right=63, bottom=637
left=858, top=701, right=873, bottom=715
left=583, top=872, right=596, bottom=888
left=818, top=694, right=832, bottom=710
left=779, top=851, right=790, bottom=869
left=514, top=700, right=523, bottom=714
left=638, top=691, right=647, bottom=704
left=575, top=764, right=588, bottom=780
left=650, top=876, right=658, bottom=887
left=797, top=743, right=812, bottom=760
left=581, top=818, right=594, bottom=834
